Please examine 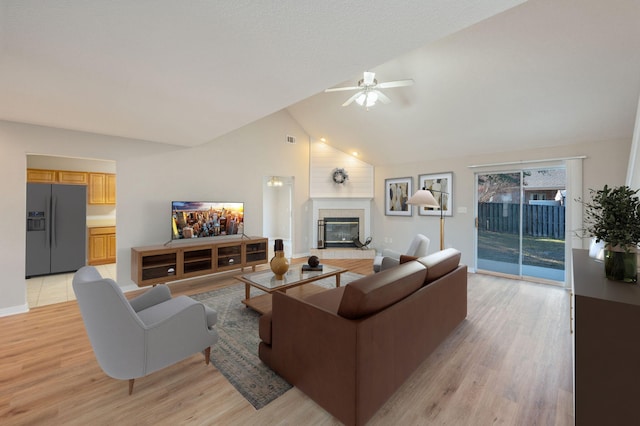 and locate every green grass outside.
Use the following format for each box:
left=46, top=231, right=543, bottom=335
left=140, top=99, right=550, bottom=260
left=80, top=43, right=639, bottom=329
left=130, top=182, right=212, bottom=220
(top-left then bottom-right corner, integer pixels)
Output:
left=478, top=230, right=565, bottom=270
